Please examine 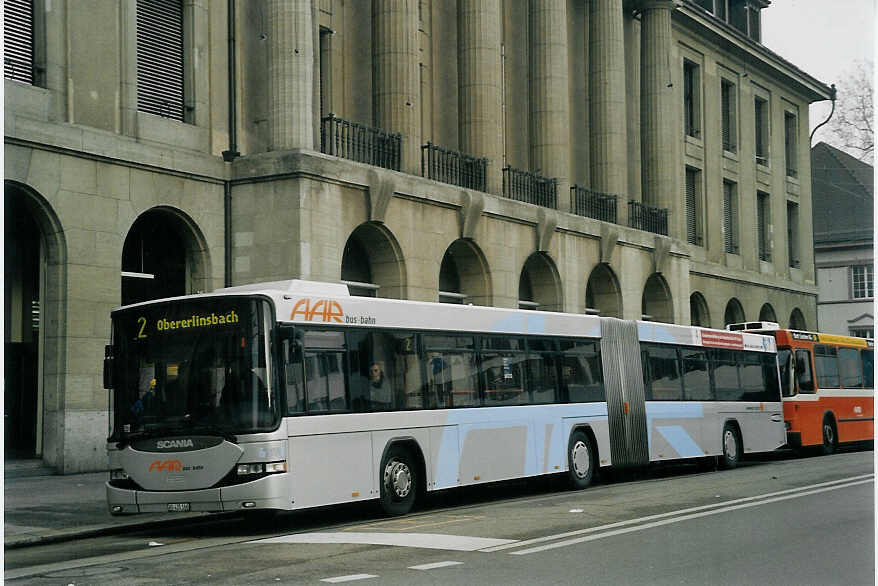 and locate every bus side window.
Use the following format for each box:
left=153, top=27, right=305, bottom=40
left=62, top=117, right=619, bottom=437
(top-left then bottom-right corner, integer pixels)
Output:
left=777, top=349, right=794, bottom=397
left=814, top=345, right=840, bottom=389
left=795, top=349, right=815, bottom=393
left=838, top=347, right=863, bottom=389
left=862, top=348, right=874, bottom=389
